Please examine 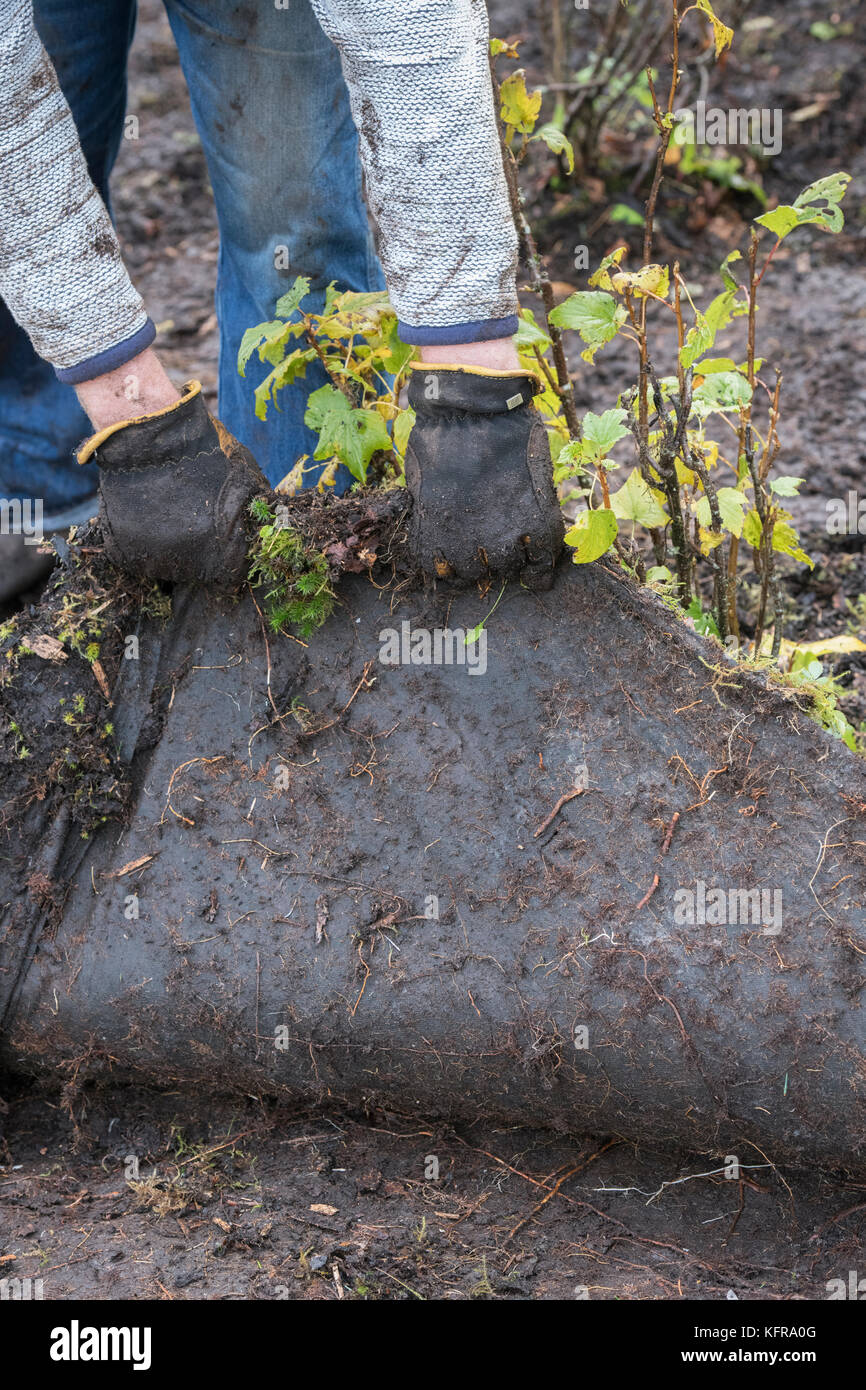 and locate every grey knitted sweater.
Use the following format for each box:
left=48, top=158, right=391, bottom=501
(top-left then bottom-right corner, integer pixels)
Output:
left=0, top=0, right=518, bottom=382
